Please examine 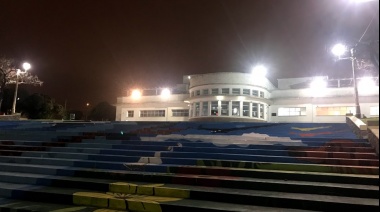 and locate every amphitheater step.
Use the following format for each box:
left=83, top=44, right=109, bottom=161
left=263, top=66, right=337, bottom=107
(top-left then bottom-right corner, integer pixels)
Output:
left=0, top=163, right=378, bottom=198
left=0, top=182, right=317, bottom=212
left=1, top=143, right=378, bottom=159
